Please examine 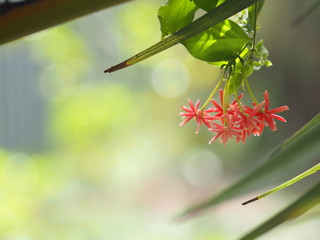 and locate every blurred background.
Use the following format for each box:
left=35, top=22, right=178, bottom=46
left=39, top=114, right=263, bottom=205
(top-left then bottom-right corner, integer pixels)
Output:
left=0, top=0, right=319, bottom=239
